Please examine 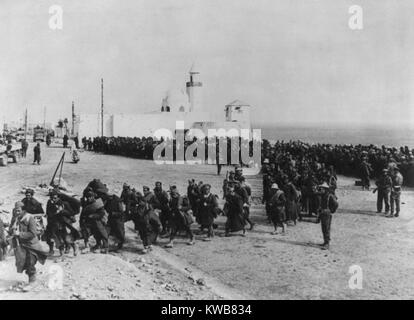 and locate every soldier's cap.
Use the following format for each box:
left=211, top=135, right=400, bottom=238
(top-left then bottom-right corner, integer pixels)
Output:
left=229, top=171, right=235, bottom=175
left=123, top=183, right=130, bottom=188
left=25, top=188, right=34, bottom=195
left=143, top=186, right=150, bottom=191
left=271, top=183, right=279, bottom=189
left=170, top=185, right=177, bottom=191
left=14, top=201, right=24, bottom=209
left=155, top=181, right=162, bottom=185
left=319, top=182, right=330, bottom=189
